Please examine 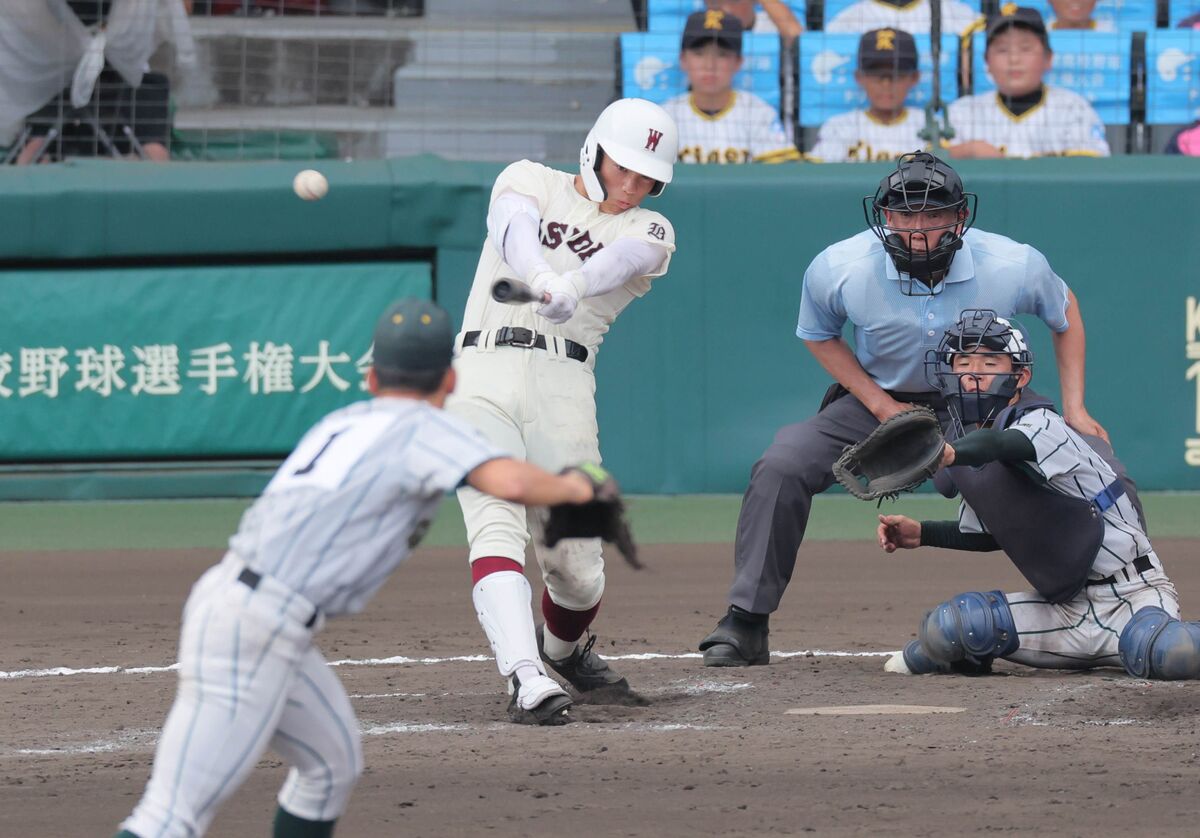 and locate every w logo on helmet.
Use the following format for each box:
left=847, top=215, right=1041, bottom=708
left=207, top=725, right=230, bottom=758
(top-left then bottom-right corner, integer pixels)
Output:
left=645, top=128, right=664, bottom=152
